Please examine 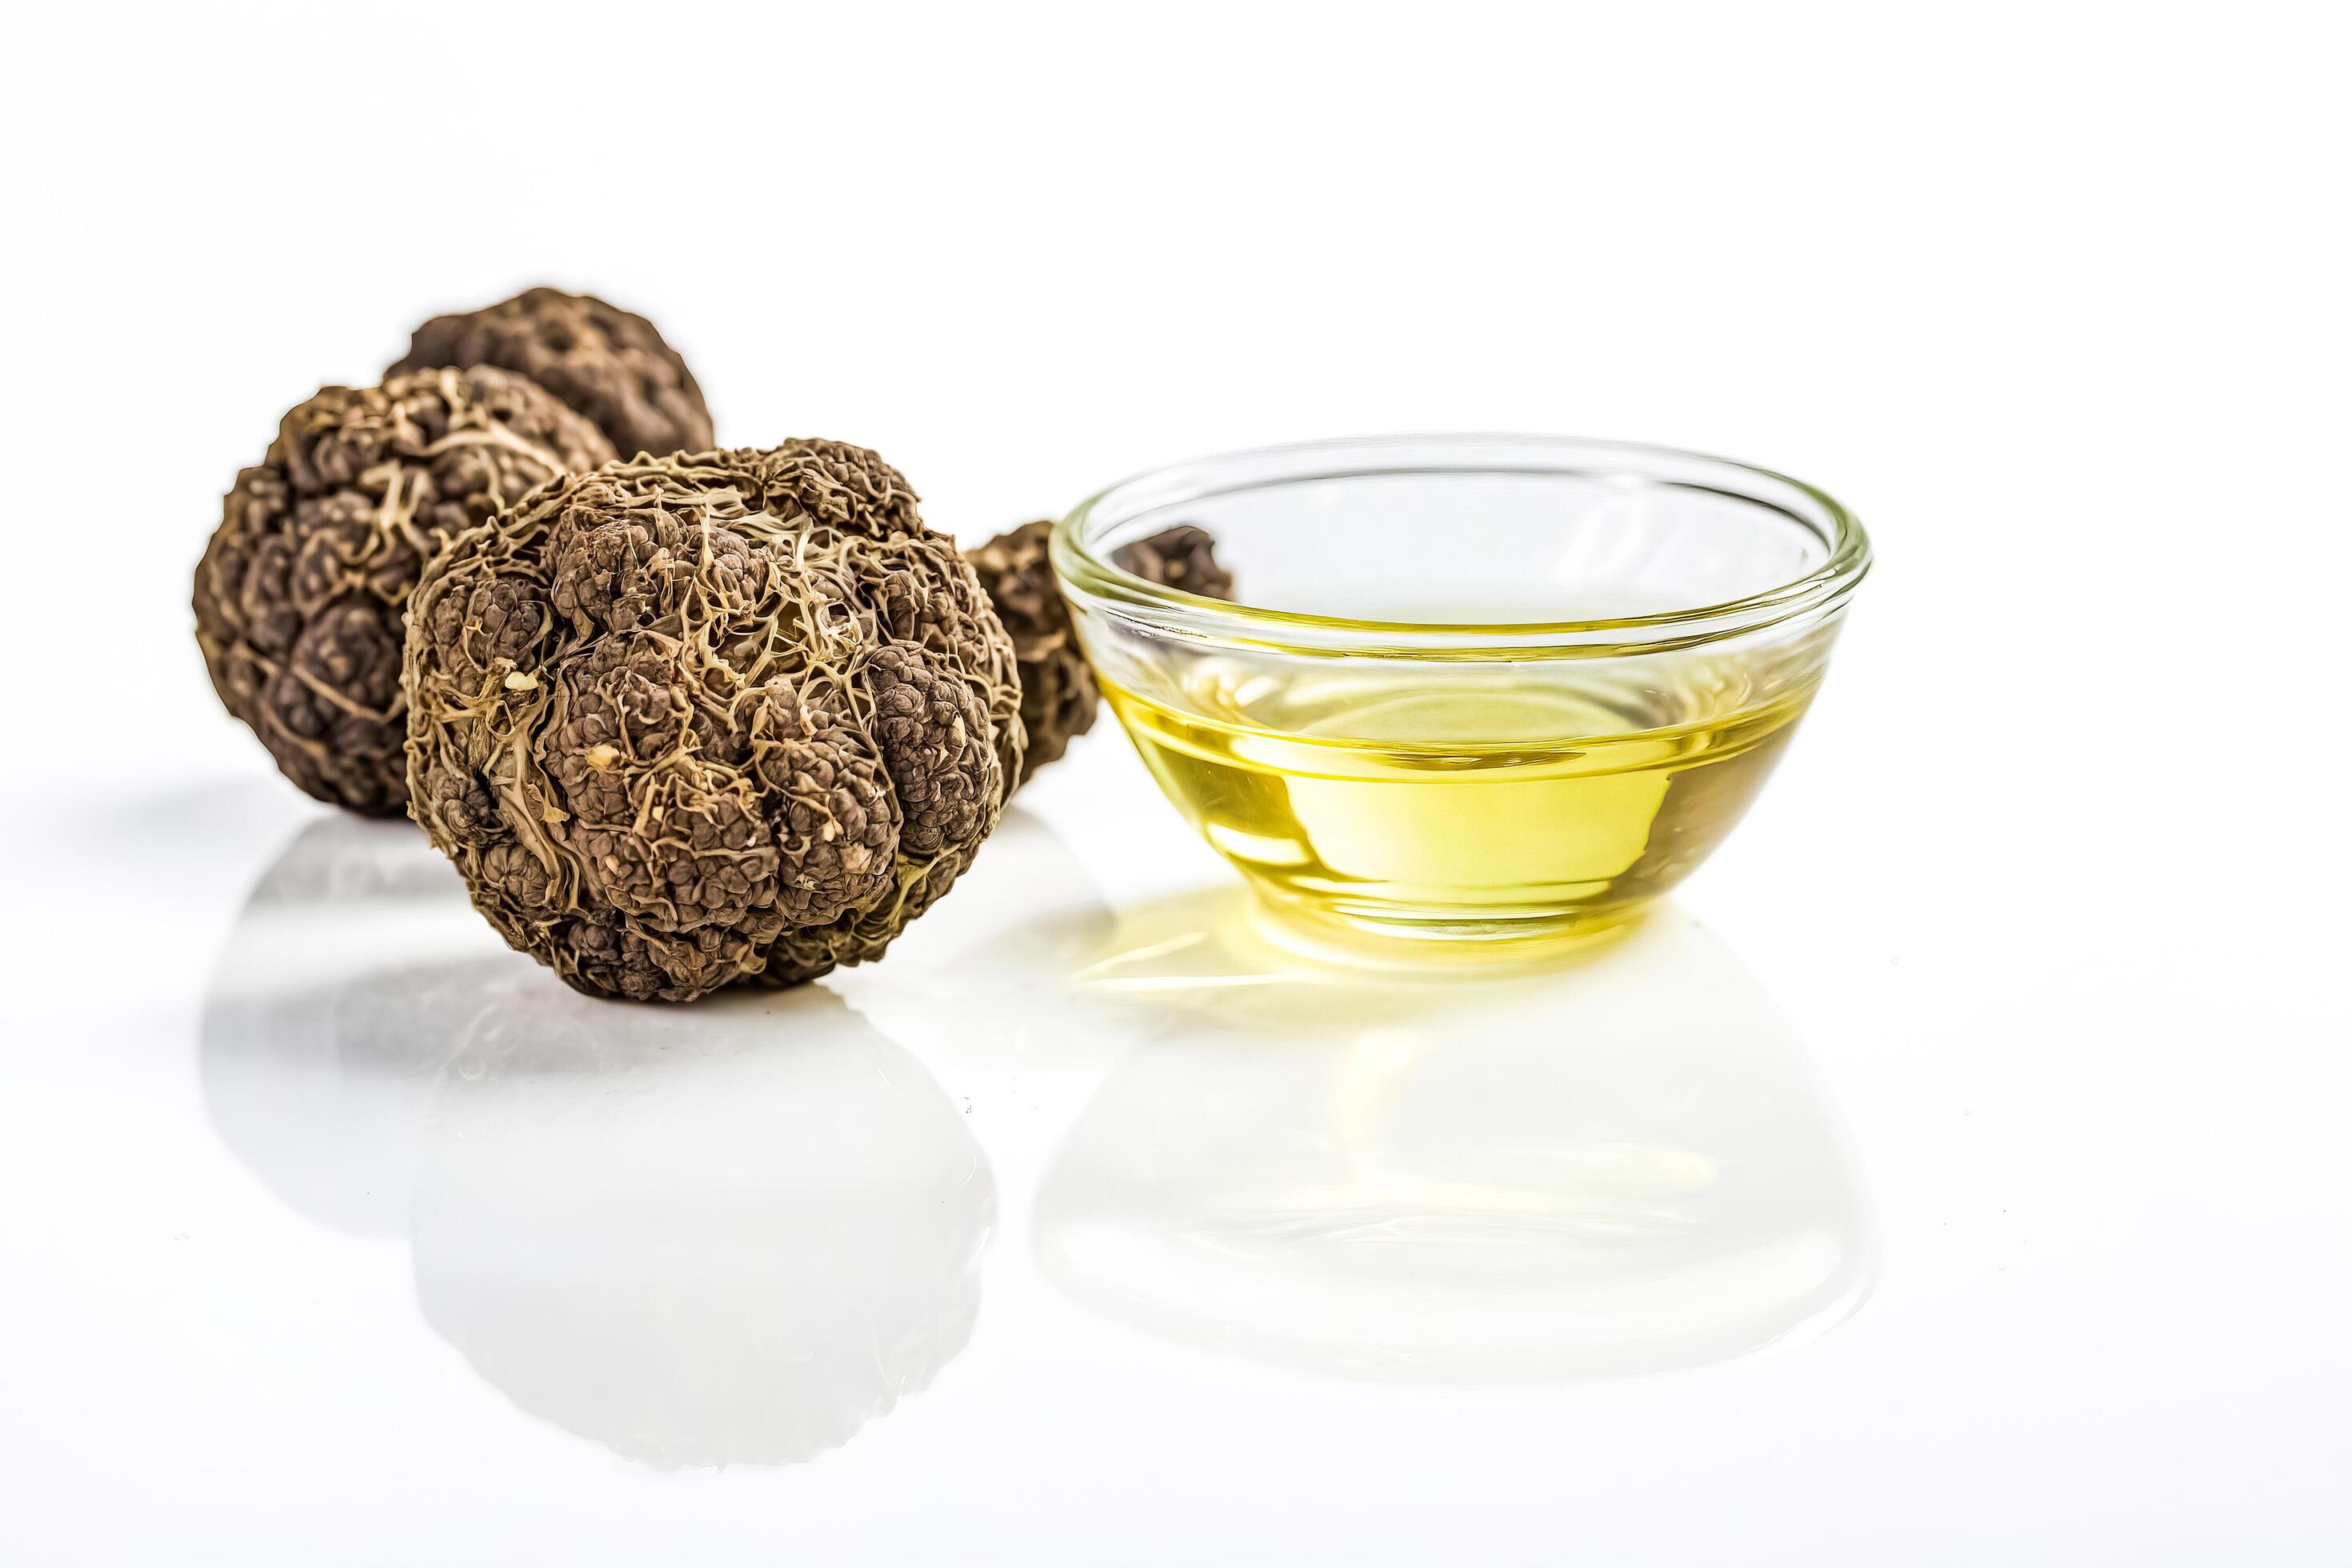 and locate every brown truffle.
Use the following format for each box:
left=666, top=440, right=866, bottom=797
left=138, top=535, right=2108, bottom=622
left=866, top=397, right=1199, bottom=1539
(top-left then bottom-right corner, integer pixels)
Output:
left=194, top=367, right=614, bottom=816
left=966, top=520, right=1234, bottom=786
left=390, top=287, right=714, bottom=460
left=964, top=520, right=1092, bottom=788
left=1113, top=524, right=1235, bottom=602
left=404, top=441, right=1024, bottom=1002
